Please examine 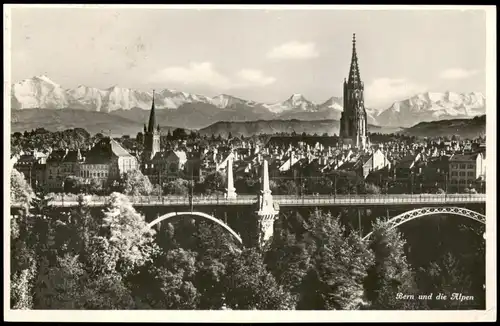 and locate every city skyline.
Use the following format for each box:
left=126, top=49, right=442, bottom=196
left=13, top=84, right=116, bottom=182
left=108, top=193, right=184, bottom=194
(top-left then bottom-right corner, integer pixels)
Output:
left=10, top=7, right=487, bottom=109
